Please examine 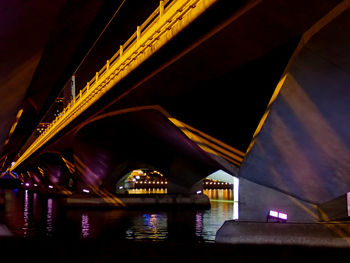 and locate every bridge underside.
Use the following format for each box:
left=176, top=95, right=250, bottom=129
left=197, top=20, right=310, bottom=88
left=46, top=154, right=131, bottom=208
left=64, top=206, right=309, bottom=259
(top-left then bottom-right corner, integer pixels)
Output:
left=20, top=107, right=240, bottom=195
left=4, top=0, right=350, bottom=220
left=0, top=0, right=161, bottom=169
